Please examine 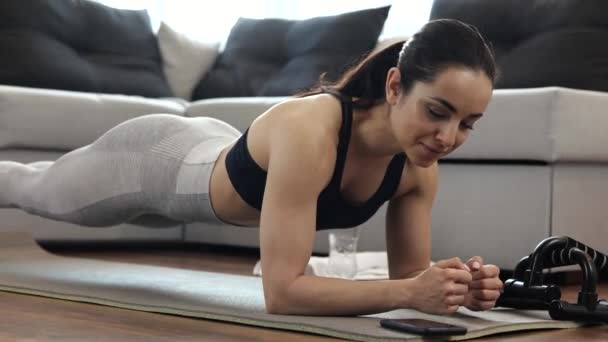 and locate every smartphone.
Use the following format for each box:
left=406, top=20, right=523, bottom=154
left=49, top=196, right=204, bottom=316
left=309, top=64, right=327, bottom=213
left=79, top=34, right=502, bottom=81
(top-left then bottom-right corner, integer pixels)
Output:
left=379, top=318, right=467, bottom=336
